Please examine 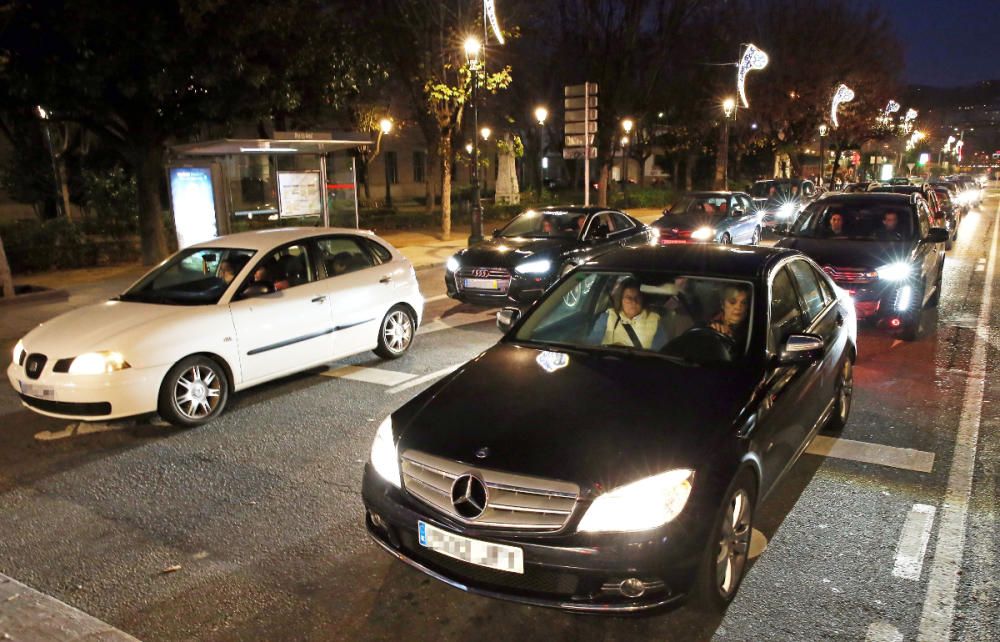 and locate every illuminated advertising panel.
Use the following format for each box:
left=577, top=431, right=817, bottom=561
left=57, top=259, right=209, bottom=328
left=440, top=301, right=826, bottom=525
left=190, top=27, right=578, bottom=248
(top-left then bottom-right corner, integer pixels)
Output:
left=169, top=167, right=219, bottom=249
